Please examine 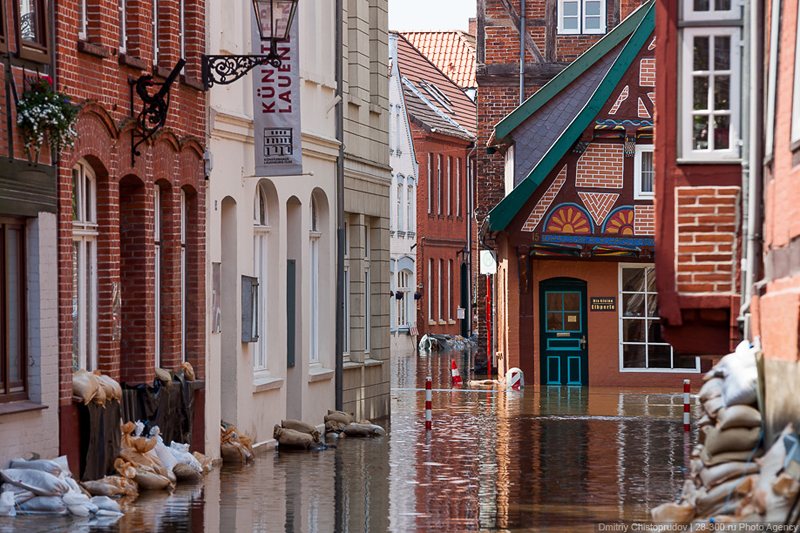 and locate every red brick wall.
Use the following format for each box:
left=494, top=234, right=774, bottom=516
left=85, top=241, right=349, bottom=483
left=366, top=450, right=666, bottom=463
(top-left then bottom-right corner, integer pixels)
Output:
left=56, top=0, right=207, bottom=407
left=575, top=143, right=624, bottom=188
left=413, top=125, right=471, bottom=335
